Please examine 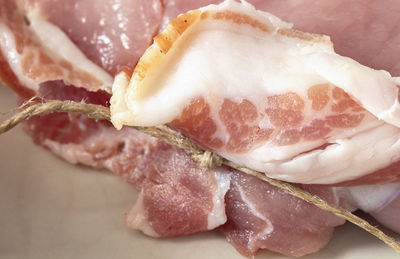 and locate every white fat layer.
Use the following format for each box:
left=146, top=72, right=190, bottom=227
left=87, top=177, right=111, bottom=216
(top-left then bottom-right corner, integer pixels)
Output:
left=207, top=169, right=231, bottom=229
left=223, top=123, right=400, bottom=184
left=27, top=8, right=113, bottom=92
left=344, top=183, right=400, bottom=212
left=111, top=72, right=135, bottom=129
left=110, top=0, right=400, bottom=184
left=0, top=23, right=38, bottom=90
left=122, top=24, right=332, bottom=126
left=305, top=53, right=400, bottom=128
left=236, top=184, right=274, bottom=237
